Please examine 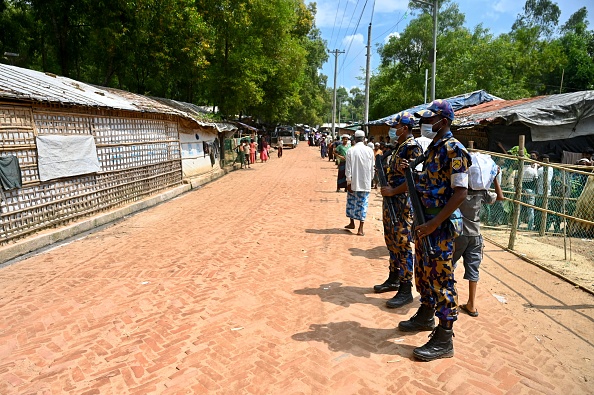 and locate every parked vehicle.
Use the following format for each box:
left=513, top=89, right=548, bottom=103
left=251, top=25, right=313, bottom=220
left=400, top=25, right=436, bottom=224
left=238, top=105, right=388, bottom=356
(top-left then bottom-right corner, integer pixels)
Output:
left=274, top=126, right=297, bottom=148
